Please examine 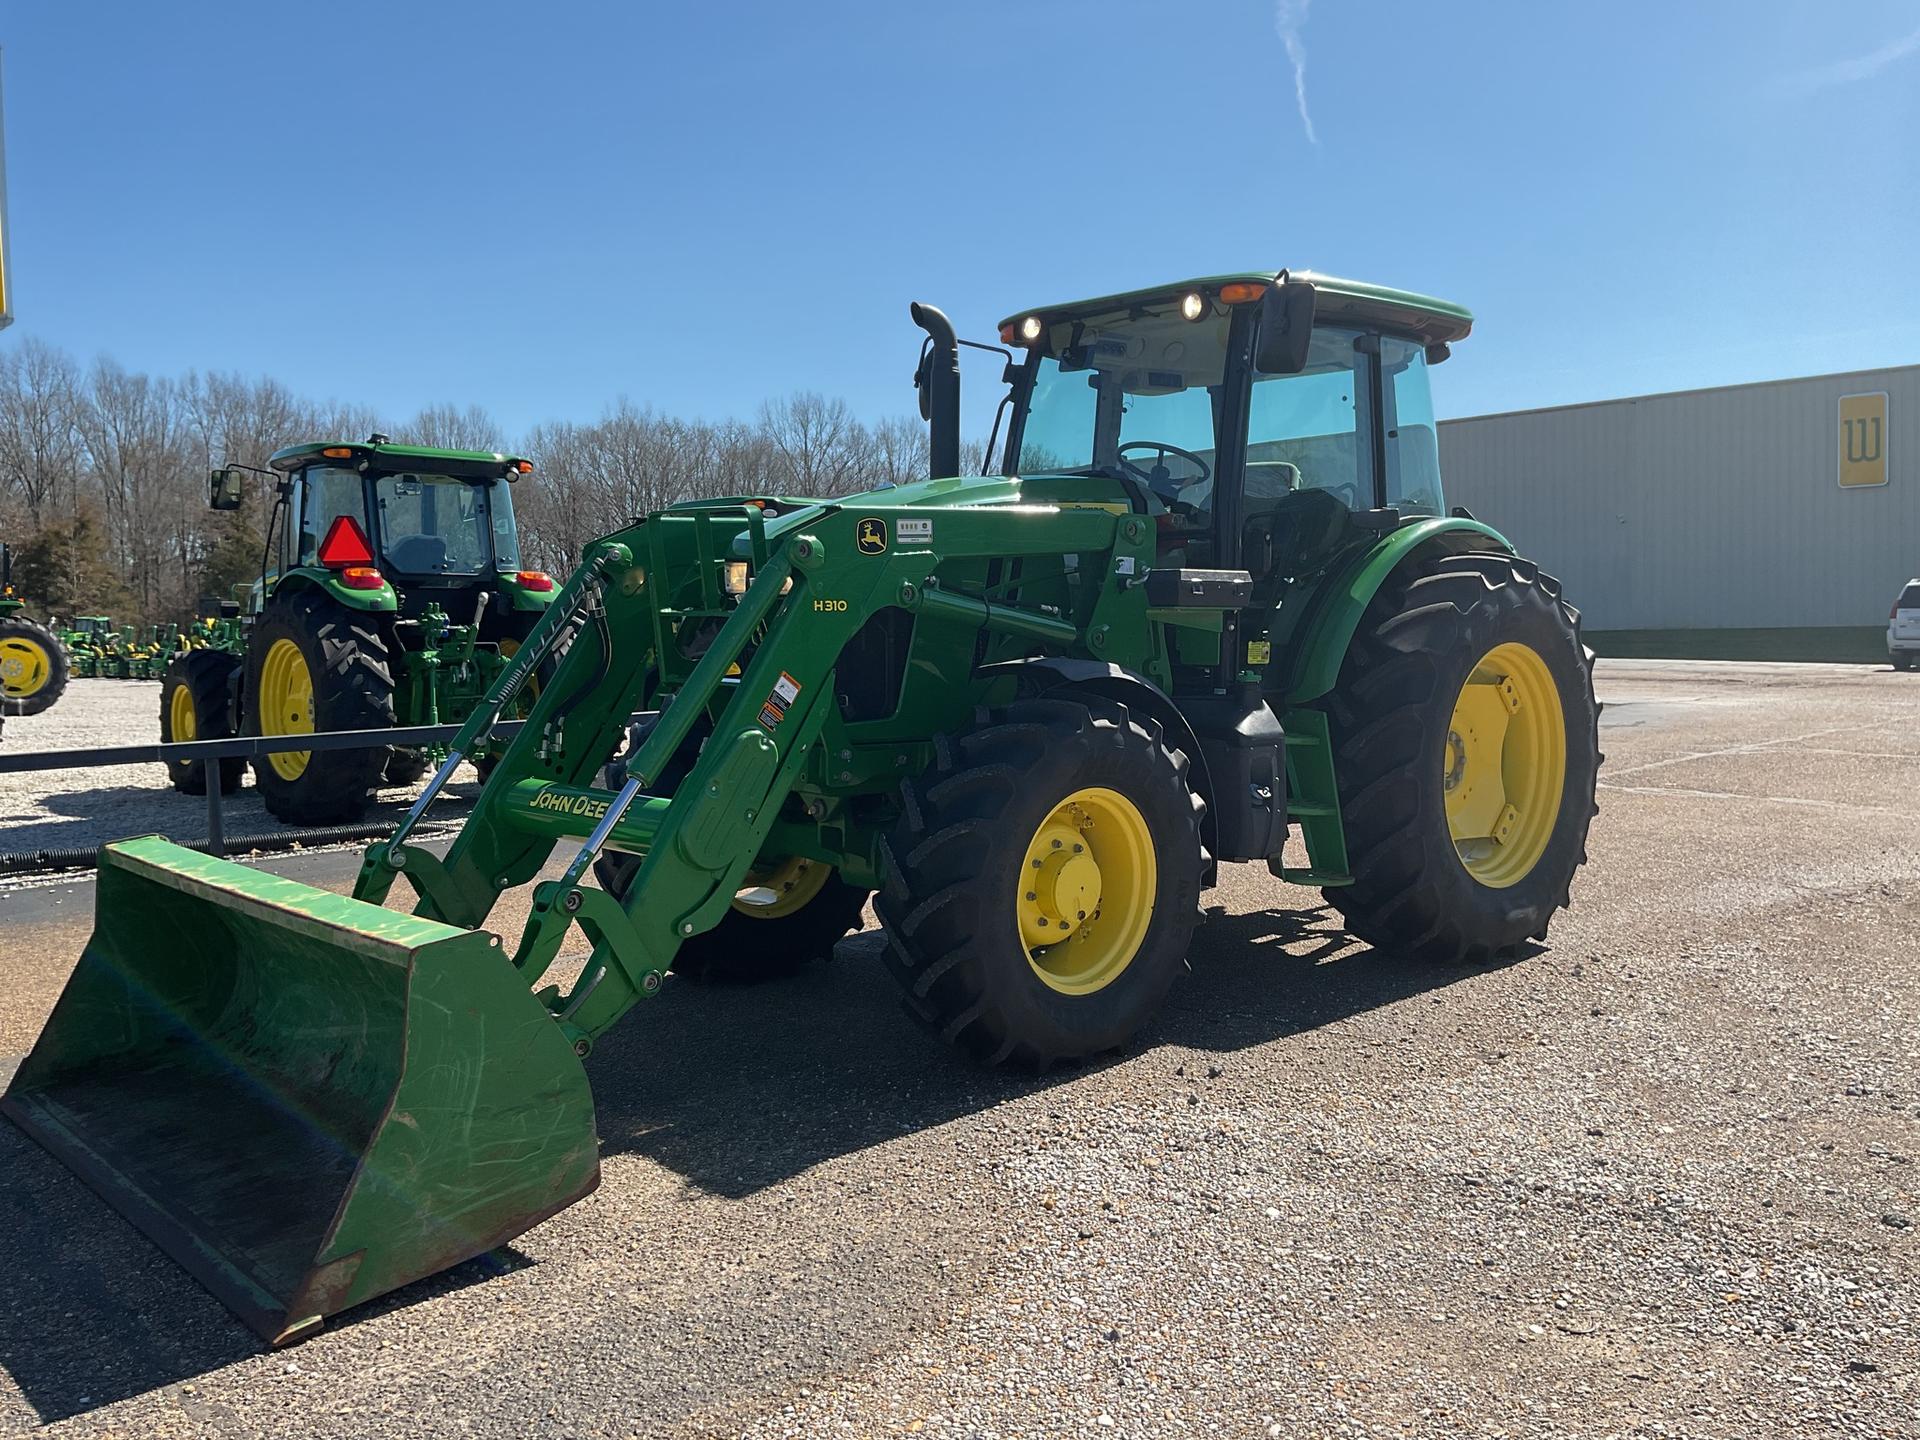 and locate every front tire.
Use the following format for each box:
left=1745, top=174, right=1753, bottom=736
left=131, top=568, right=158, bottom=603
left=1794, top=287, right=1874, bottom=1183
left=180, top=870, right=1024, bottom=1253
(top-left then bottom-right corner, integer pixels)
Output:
left=592, top=710, right=868, bottom=981
left=597, top=848, right=870, bottom=983
left=161, top=649, right=245, bottom=795
left=1317, top=550, right=1600, bottom=963
left=0, top=614, right=70, bottom=716
left=242, top=591, right=396, bottom=825
left=876, top=696, right=1205, bottom=1069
